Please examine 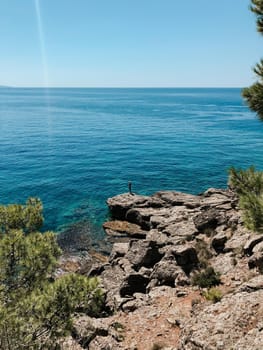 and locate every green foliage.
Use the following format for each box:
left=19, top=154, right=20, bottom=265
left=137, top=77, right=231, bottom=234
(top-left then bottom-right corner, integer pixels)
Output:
left=239, top=191, right=263, bottom=232
left=191, top=266, right=221, bottom=289
left=0, top=274, right=103, bottom=350
left=251, top=0, right=263, bottom=34
left=242, top=1, right=263, bottom=119
left=0, top=229, right=61, bottom=304
left=0, top=198, right=104, bottom=349
left=203, top=287, right=222, bottom=303
left=0, top=197, right=43, bottom=234
left=228, top=166, right=263, bottom=196
left=243, top=83, right=263, bottom=120
left=229, top=166, right=263, bottom=232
